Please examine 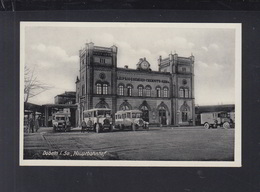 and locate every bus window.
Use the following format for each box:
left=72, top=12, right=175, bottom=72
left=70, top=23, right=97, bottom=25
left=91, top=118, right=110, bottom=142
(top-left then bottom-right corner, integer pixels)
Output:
left=136, top=113, right=141, bottom=118
left=122, top=114, right=126, bottom=119
left=127, top=113, right=131, bottom=118
left=115, top=115, right=117, bottom=119
left=56, top=117, right=65, bottom=121
left=118, top=114, right=122, bottom=119
left=132, top=113, right=136, bottom=118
